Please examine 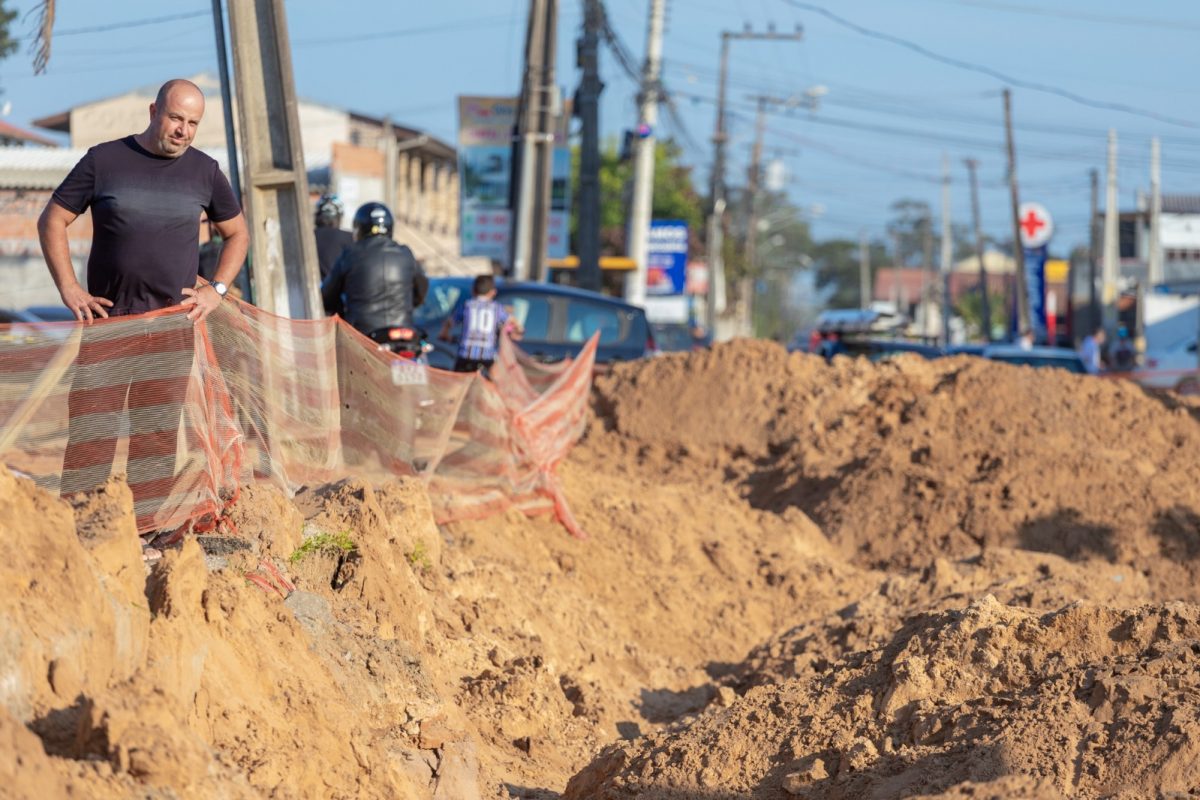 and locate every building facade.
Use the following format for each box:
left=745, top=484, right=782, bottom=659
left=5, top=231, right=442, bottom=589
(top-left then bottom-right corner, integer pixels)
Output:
left=0, top=74, right=478, bottom=309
